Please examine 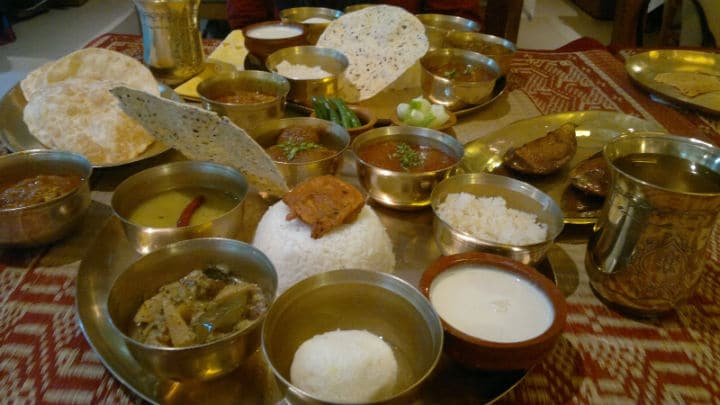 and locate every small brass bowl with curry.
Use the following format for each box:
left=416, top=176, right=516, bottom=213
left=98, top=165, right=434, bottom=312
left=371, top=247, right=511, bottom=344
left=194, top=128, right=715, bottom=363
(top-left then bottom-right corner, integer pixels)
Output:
left=252, top=117, right=351, bottom=188
left=351, top=126, right=464, bottom=210
left=111, top=161, right=248, bottom=254
left=420, top=48, right=500, bottom=111
left=197, top=70, right=290, bottom=133
left=0, top=149, right=92, bottom=246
